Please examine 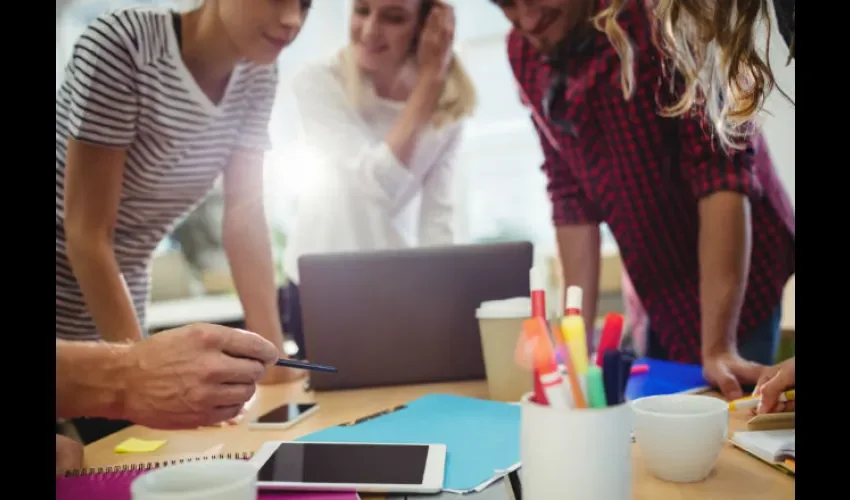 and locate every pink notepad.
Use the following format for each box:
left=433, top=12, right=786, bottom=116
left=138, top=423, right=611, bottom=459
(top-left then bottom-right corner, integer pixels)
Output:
left=57, top=453, right=358, bottom=500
